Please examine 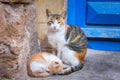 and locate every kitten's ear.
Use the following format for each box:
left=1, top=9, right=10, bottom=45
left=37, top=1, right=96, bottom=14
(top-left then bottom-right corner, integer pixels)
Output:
left=61, top=11, right=66, bottom=19
left=46, top=9, right=52, bottom=17
left=54, top=61, right=60, bottom=67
